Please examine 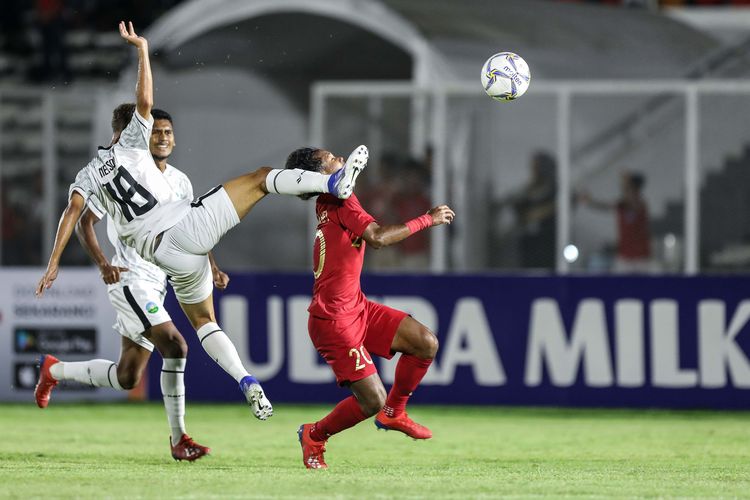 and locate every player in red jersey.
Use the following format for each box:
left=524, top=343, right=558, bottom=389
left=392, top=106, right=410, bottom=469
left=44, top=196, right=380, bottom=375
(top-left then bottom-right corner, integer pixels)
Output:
left=286, top=146, right=455, bottom=469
